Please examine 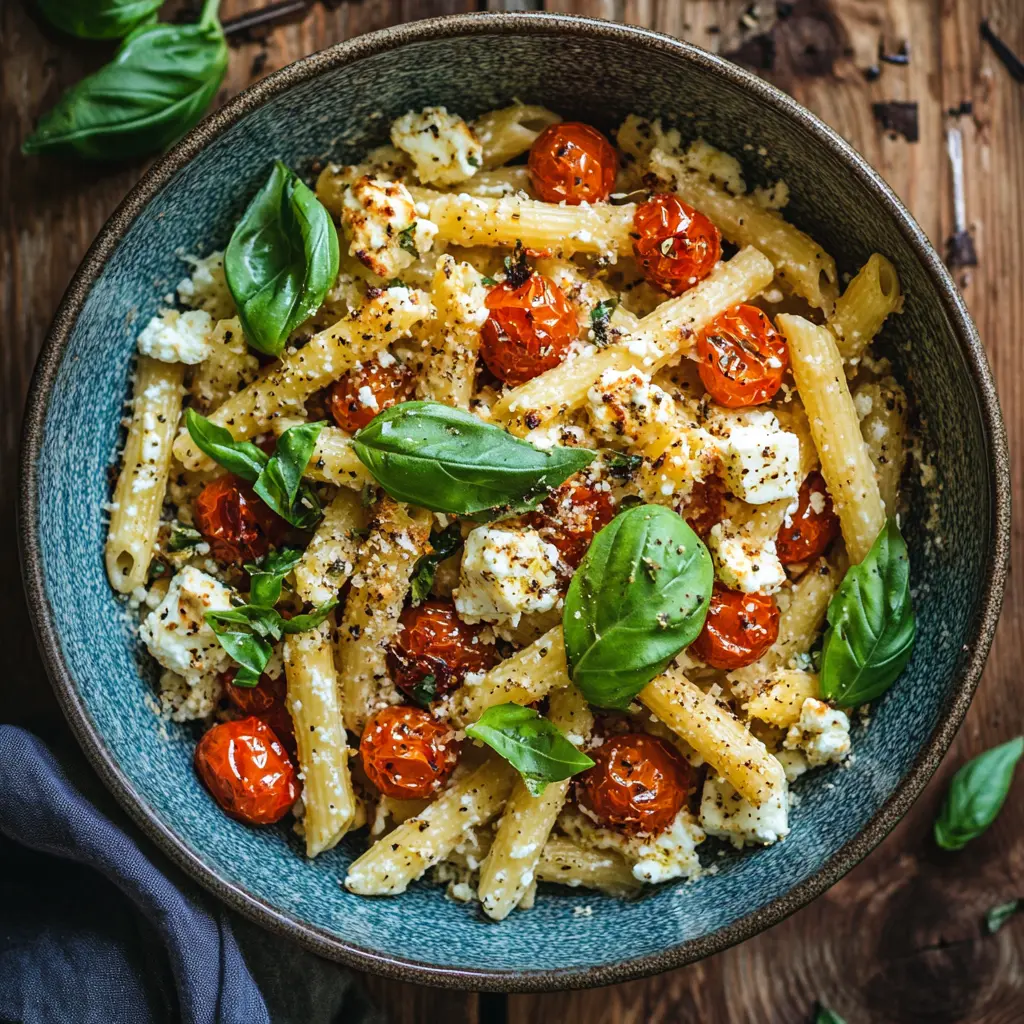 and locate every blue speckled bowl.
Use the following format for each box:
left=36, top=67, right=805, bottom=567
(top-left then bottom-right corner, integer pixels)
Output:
left=20, top=13, right=1010, bottom=991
